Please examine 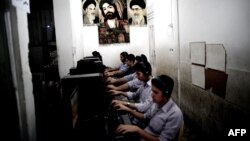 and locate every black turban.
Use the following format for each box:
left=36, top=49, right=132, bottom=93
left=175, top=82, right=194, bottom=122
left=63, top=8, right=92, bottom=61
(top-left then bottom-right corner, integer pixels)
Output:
left=129, top=0, right=146, bottom=9
left=83, top=0, right=96, bottom=10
